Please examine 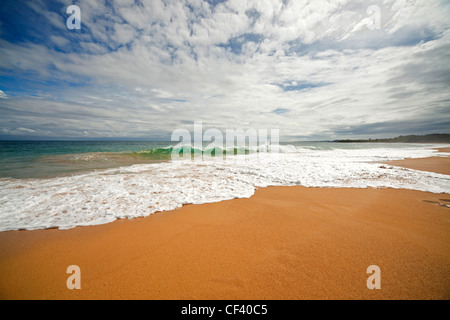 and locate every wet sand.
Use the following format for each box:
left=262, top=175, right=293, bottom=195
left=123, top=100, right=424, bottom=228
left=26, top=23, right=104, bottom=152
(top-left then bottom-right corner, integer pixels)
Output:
left=1, top=186, right=449, bottom=300
left=383, top=147, right=450, bottom=175
left=435, top=147, right=450, bottom=153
